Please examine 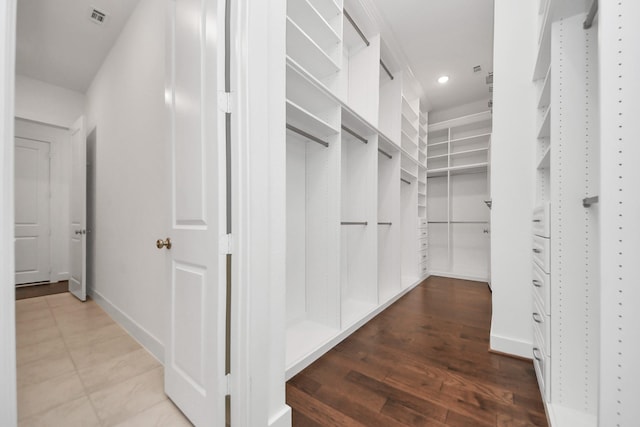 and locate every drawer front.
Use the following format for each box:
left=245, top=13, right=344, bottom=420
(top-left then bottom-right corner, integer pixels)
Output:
left=532, top=329, right=550, bottom=402
left=417, top=228, right=428, bottom=239
left=420, top=263, right=428, bottom=276
left=532, top=202, right=550, bottom=238
left=532, top=235, right=550, bottom=274
left=532, top=296, right=550, bottom=355
left=418, top=218, right=428, bottom=228
left=418, top=238, right=428, bottom=251
left=418, top=249, right=428, bottom=265
left=532, top=262, right=550, bottom=316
